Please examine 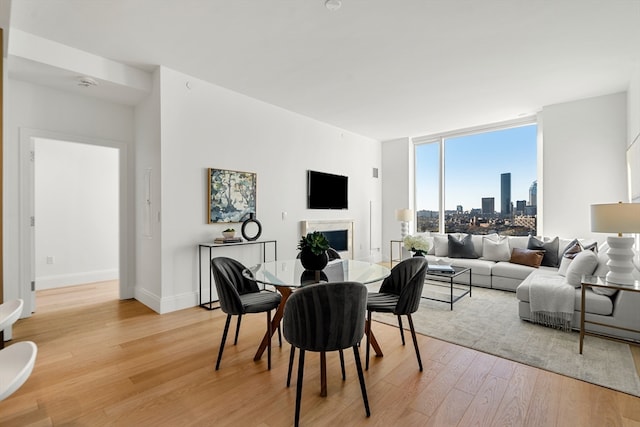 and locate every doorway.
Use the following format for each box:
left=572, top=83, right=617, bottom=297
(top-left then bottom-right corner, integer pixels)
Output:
left=34, top=138, right=119, bottom=298
left=19, top=129, right=132, bottom=315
